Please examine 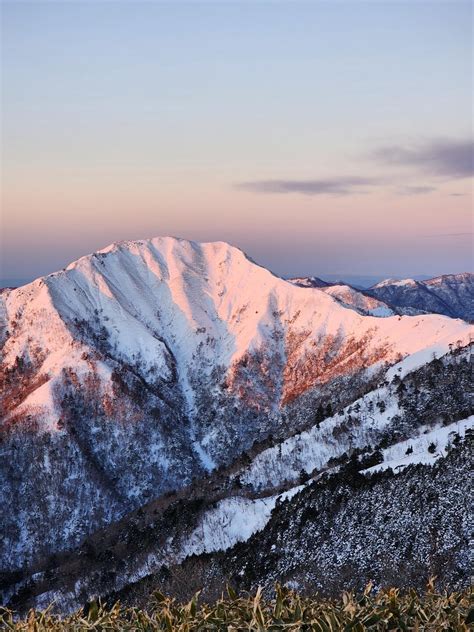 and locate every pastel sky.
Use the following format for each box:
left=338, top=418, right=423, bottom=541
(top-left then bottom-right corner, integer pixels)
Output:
left=1, top=0, right=473, bottom=286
